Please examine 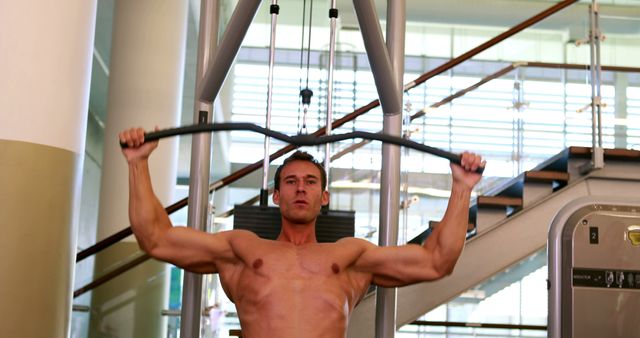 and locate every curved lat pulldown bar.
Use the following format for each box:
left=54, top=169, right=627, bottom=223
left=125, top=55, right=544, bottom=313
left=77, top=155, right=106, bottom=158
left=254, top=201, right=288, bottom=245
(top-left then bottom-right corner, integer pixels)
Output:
left=119, top=122, right=484, bottom=174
